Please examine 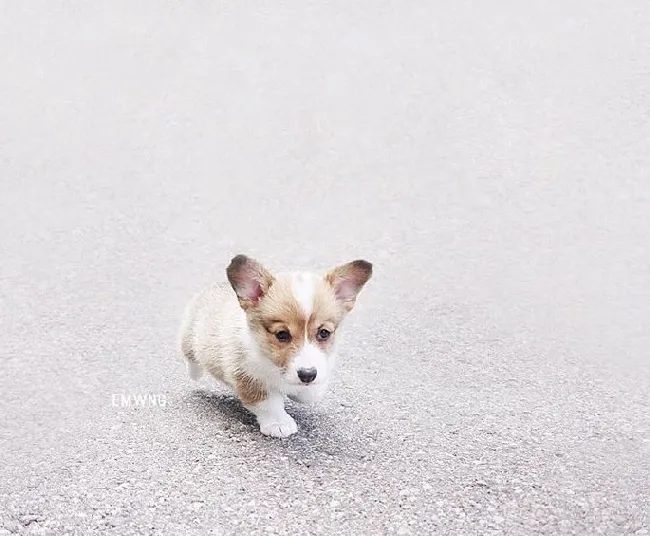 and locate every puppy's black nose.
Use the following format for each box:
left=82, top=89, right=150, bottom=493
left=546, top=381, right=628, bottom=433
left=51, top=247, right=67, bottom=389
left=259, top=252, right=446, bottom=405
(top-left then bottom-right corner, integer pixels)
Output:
left=297, top=367, right=317, bottom=384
